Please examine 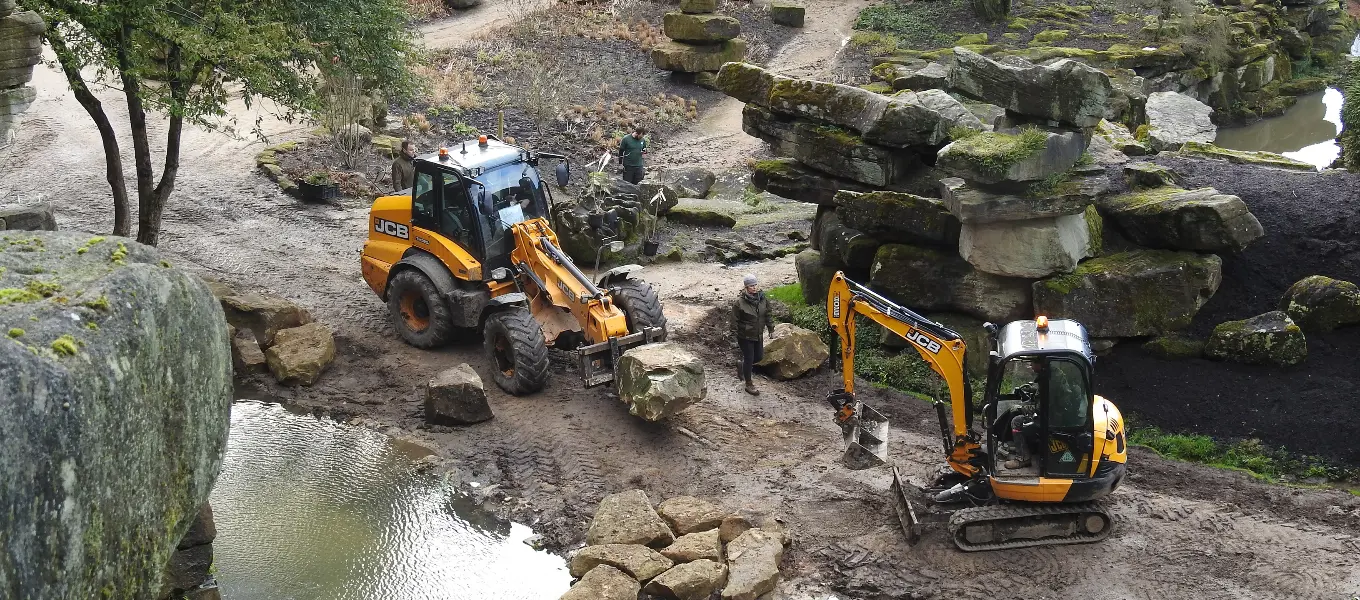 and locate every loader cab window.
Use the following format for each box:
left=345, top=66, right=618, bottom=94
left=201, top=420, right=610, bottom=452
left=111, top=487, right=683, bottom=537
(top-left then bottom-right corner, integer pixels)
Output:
left=440, top=177, right=475, bottom=252
left=412, top=172, right=437, bottom=231
left=1042, top=357, right=1093, bottom=477
left=472, top=163, right=548, bottom=265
